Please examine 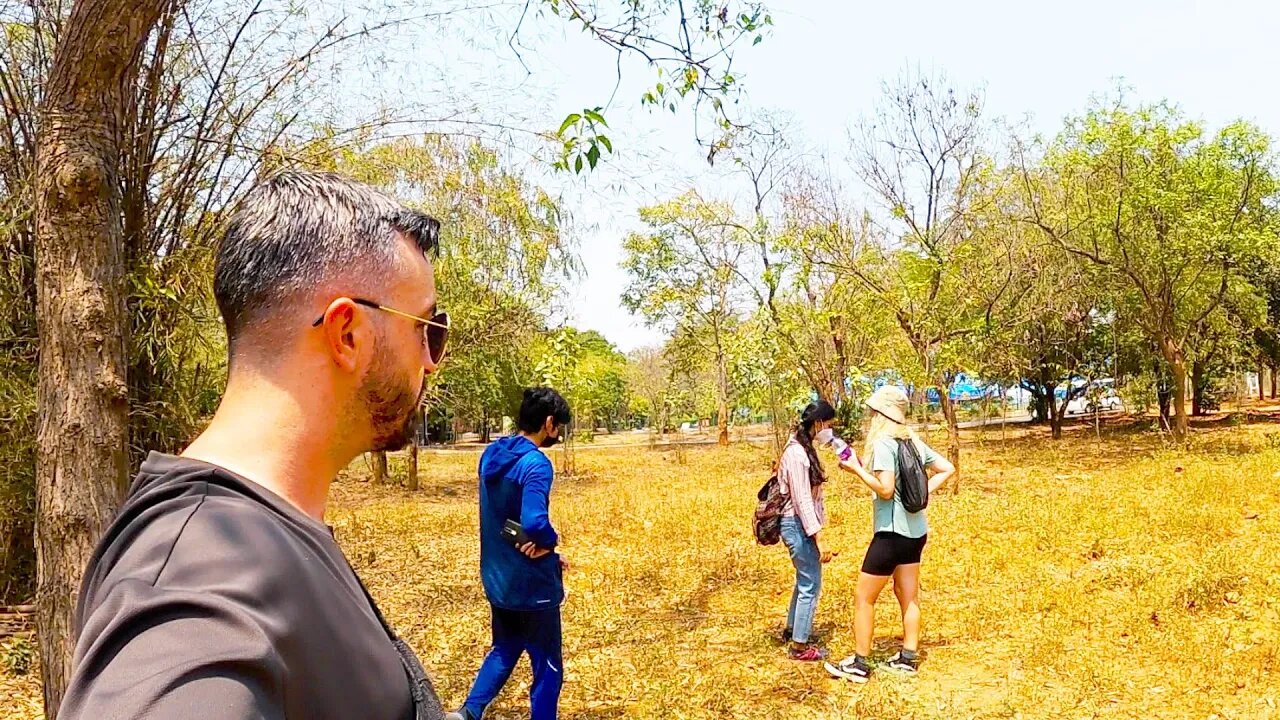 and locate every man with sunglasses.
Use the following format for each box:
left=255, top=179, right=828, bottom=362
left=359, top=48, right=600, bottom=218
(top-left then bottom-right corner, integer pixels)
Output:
left=60, top=171, right=448, bottom=719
